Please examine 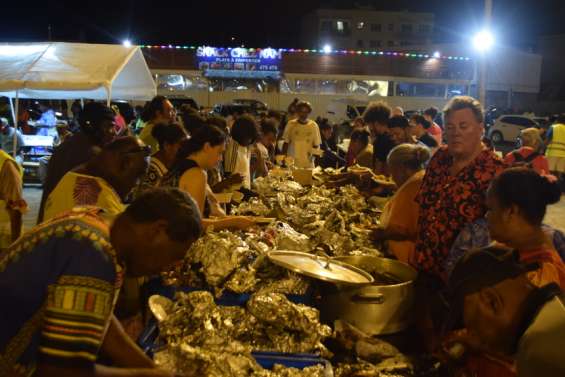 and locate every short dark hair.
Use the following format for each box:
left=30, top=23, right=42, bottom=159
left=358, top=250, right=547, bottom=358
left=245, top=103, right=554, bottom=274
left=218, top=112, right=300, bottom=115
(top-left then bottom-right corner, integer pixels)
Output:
left=180, top=111, right=207, bottom=136
left=411, top=114, right=431, bottom=130
left=231, top=114, right=259, bottom=145
left=206, top=115, right=228, bottom=132
left=423, top=107, right=439, bottom=120
left=101, top=135, right=141, bottom=153
left=78, top=102, right=115, bottom=135
left=141, top=95, right=169, bottom=122
left=267, top=110, right=282, bottom=121
left=287, top=98, right=300, bottom=113
left=318, top=121, right=332, bottom=132
left=388, top=115, right=409, bottom=129
left=295, top=101, right=313, bottom=113
left=151, top=122, right=187, bottom=149
left=125, top=187, right=202, bottom=242
left=363, top=101, right=391, bottom=125
left=443, top=96, right=484, bottom=124
left=260, top=119, right=278, bottom=136
left=350, top=129, right=370, bottom=147
left=490, top=167, right=562, bottom=226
